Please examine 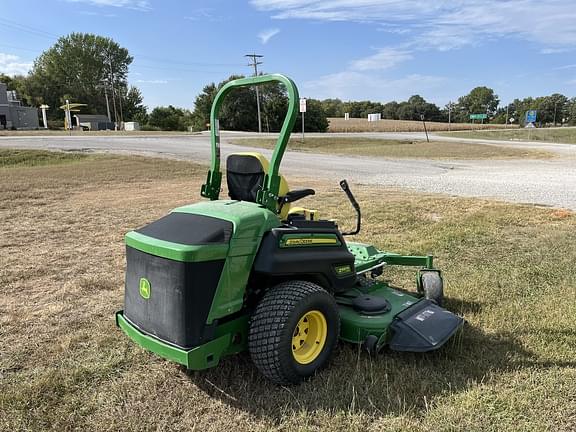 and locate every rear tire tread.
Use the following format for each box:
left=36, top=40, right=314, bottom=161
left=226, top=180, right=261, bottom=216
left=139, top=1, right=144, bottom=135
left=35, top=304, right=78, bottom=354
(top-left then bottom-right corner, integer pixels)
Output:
left=248, top=280, right=339, bottom=385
